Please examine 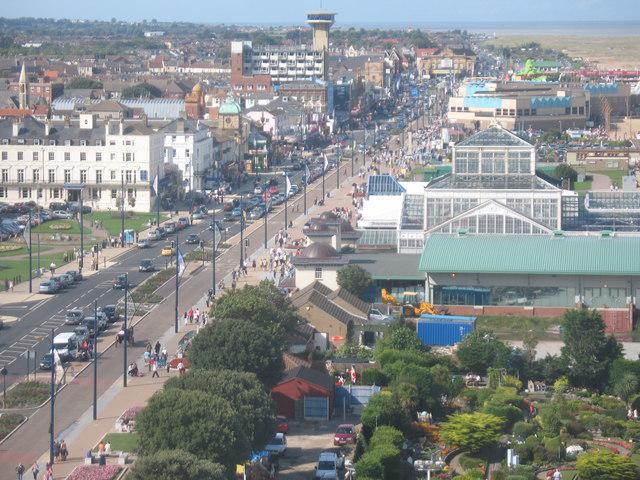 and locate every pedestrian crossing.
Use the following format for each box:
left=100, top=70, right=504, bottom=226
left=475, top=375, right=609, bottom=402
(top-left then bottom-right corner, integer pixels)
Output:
left=0, top=314, right=66, bottom=366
